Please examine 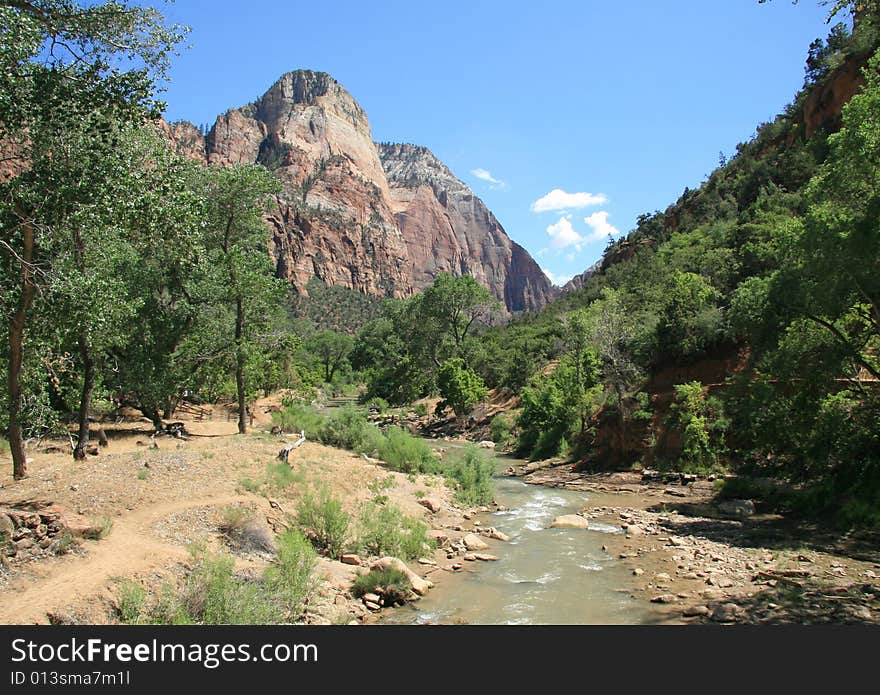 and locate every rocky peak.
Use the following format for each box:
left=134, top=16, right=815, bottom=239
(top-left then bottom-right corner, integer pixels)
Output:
left=378, top=142, right=556, bottom=313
